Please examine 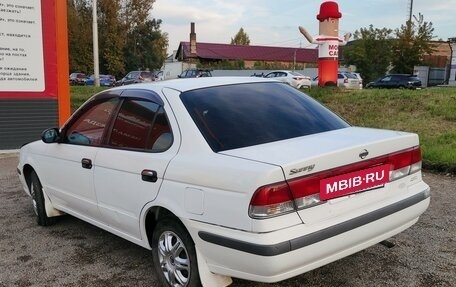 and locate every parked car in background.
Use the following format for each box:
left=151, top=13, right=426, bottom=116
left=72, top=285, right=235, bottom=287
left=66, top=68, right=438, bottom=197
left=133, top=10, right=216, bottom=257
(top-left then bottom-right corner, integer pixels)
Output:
left=116, top=71, right=154, bottom=86
left=85, top=74, right=116, bottom=87
left=251, top=72, right=265, bottom=77
left=69, top=73, right=87, bottom=86
left=264, top=70, right=311, bottom=89
left=153, top=70, right=164, bottom=81
left=178, top=68, right=212, bottom=78
left=366, top=74, right=422, bottom=89
left=18, top=77, right=430, bottom=287
left=312, top=72, right=362, bottom=89
left=350, top=72, right=363, bottom=89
